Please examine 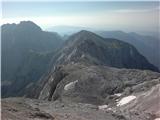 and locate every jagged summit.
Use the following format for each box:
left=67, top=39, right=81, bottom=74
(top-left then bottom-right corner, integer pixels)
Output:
left=18, top=21, right=42, bottom=31
left=2, top=21, right=42, bottom=32
left=66, top=30, right=103, bottom=44
left=76, top=30, right=96, bottom=36
left=19, top=20, right=37, bottom=25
